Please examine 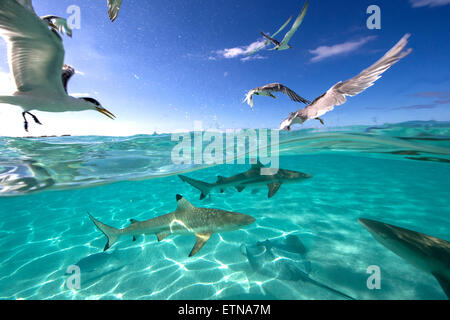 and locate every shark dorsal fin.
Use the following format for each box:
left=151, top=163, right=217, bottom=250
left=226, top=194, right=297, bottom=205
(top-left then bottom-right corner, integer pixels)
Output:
left=176, top=194, right=195, bottom=211
left=251, top=160, right=265, bottom=170
left=130, top=219, right=139, bottom=224
left=216, top=176, right=226, bottom=183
